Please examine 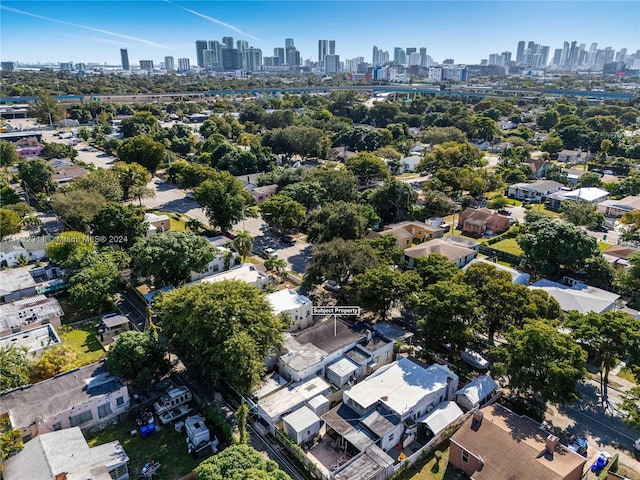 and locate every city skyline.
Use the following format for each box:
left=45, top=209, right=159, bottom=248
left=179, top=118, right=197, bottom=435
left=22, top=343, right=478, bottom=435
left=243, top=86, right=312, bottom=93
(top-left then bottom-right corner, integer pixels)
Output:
left=1, top=1, right=638, bottom=65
